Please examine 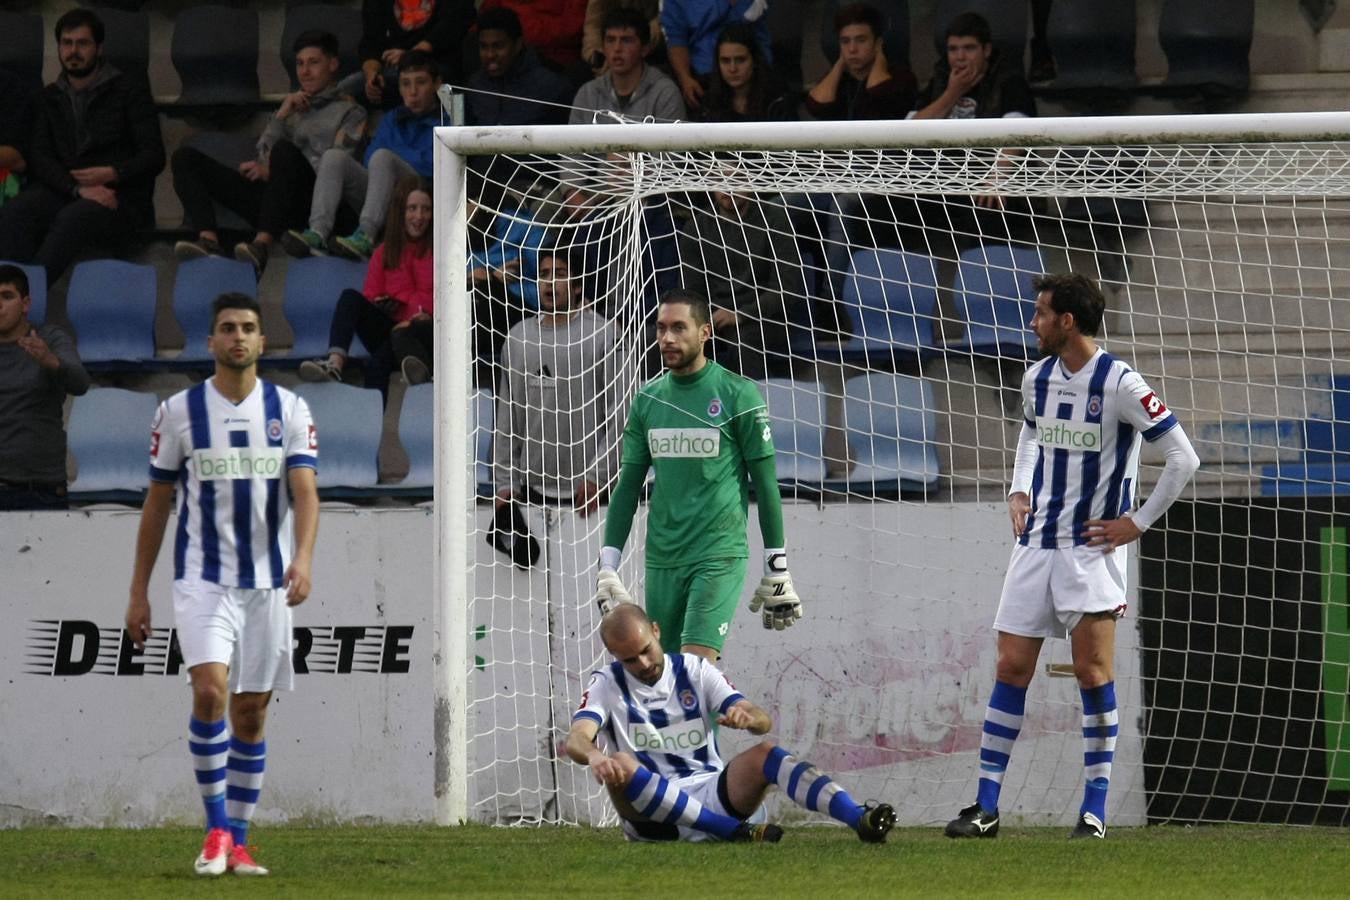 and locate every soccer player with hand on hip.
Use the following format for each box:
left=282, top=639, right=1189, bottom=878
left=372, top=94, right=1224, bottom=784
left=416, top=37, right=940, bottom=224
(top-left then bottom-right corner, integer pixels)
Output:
left=566, top=603, right=895, bottom=843
left=593, top=289, right=800, bottom=661
left=125, top=293, right=320, bottom=877
left=945, top=273, right=1198, bottom=841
